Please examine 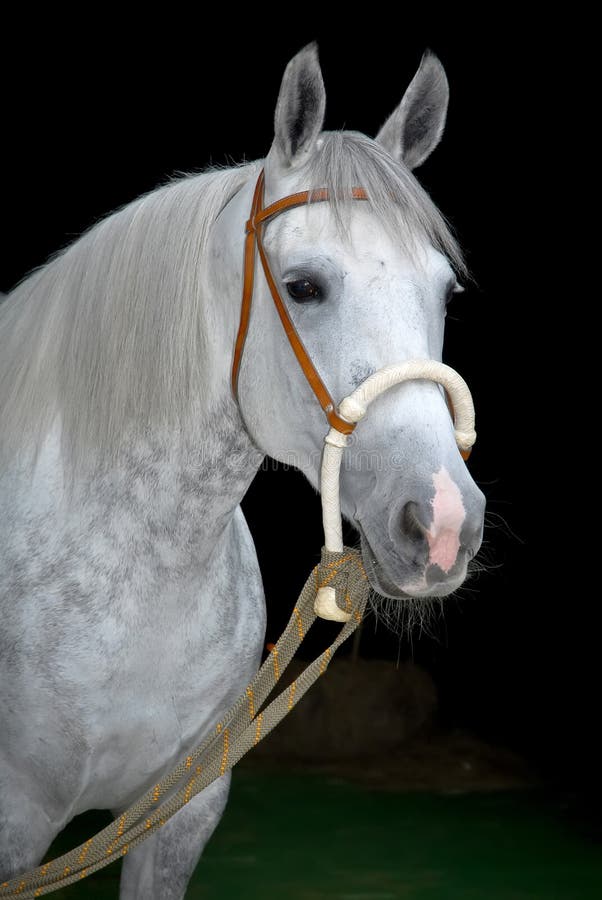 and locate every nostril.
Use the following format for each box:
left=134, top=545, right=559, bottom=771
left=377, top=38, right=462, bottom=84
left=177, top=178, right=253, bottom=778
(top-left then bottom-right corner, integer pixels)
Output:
left=400, top=501, right=427, bottom=545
